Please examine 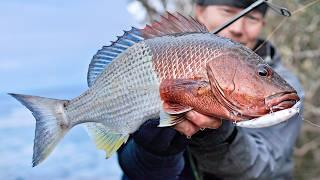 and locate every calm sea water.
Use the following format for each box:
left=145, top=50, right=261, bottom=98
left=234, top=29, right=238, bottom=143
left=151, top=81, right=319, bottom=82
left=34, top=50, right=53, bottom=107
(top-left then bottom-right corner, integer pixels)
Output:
left=0, top=86, right=122, bottom=180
